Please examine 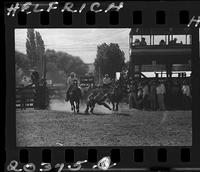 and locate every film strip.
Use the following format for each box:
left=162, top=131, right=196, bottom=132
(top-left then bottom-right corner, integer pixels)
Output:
left=4, top=0, right=200, bottom=171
